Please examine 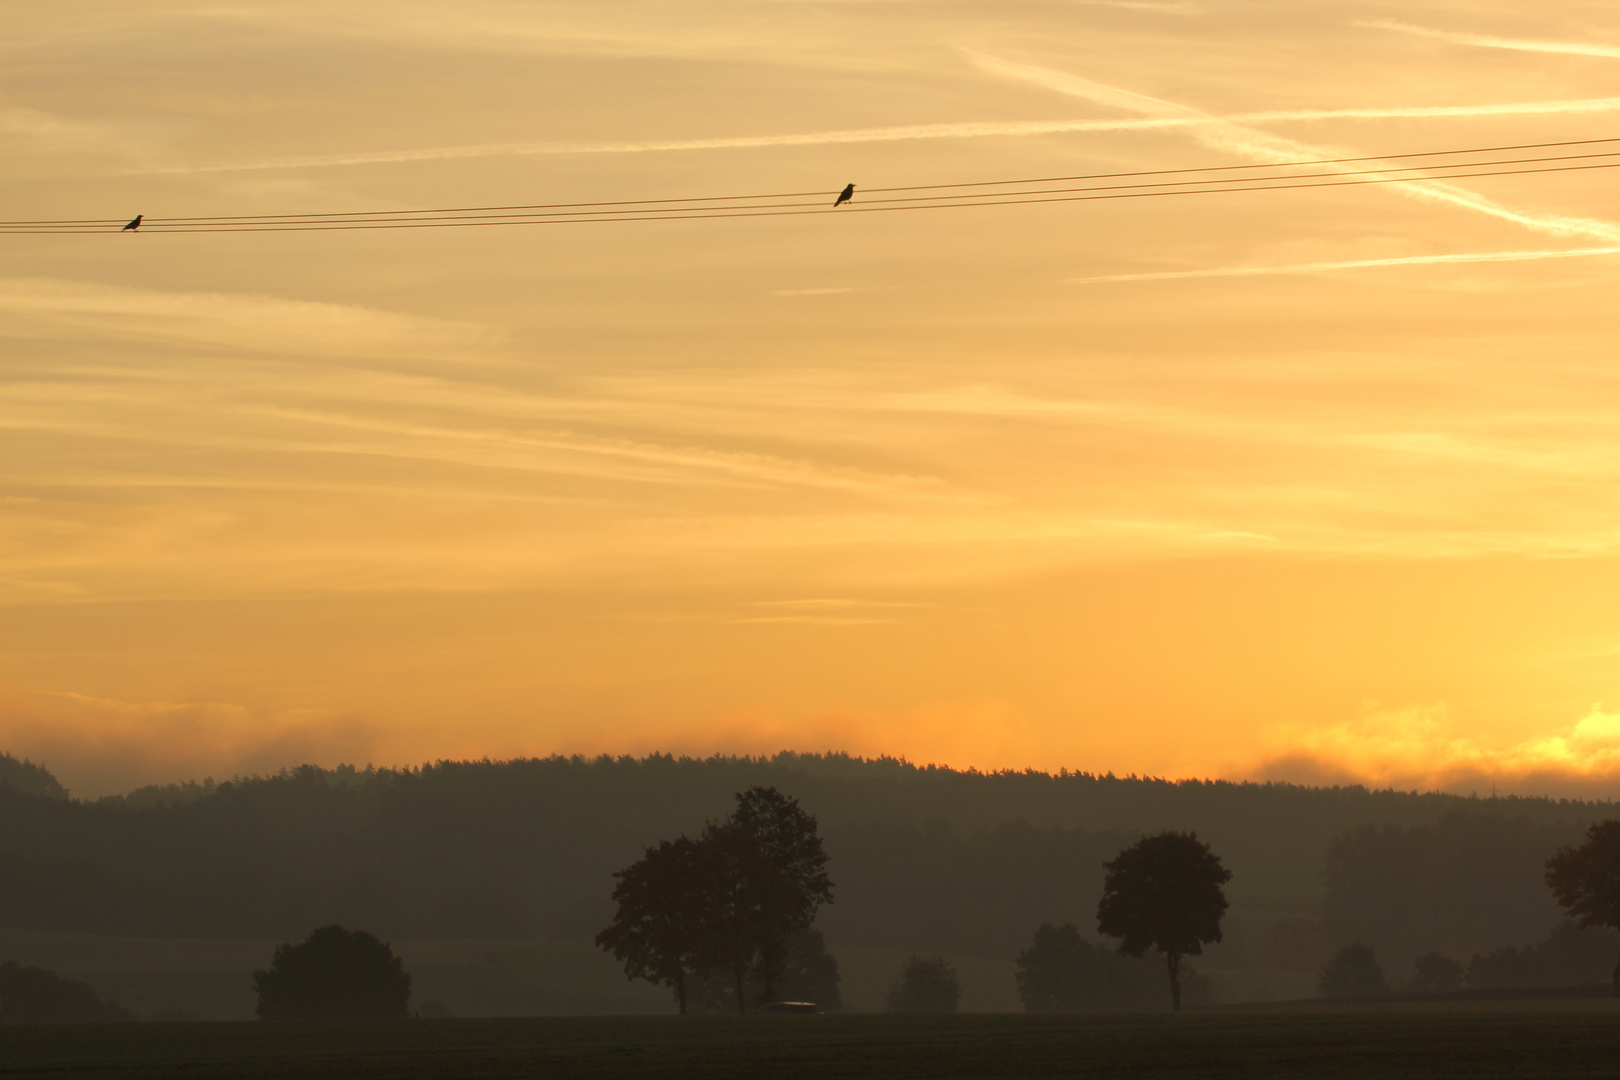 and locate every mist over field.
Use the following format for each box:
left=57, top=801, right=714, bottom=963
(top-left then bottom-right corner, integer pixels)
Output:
left=0, top=750, right=1613, bottom=1020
